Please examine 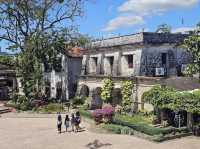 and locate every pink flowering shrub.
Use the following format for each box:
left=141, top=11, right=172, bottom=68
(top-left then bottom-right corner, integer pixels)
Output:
left=92, top=109, right=104, bottom=124
left=92, top=106, right=115, bottom=124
